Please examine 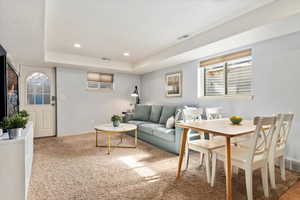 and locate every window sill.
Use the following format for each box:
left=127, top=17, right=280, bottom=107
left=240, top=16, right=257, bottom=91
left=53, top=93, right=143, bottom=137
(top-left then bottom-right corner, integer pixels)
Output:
left=198, top=95, right=254, bottom=100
